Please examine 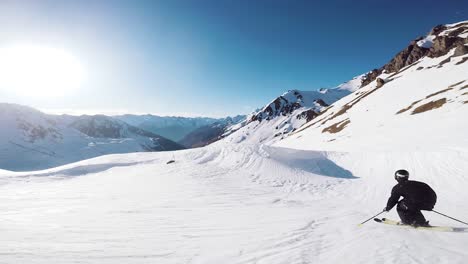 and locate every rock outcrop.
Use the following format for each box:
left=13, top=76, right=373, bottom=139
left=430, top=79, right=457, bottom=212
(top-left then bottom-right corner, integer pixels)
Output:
left=360, top=22, right=468, bottom=87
